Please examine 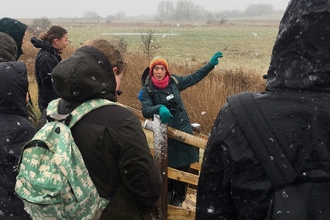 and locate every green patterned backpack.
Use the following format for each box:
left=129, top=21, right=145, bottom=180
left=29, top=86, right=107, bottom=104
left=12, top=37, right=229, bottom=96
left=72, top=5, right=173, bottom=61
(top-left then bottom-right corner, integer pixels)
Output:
left=15, top=98, right=115, bottom=220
